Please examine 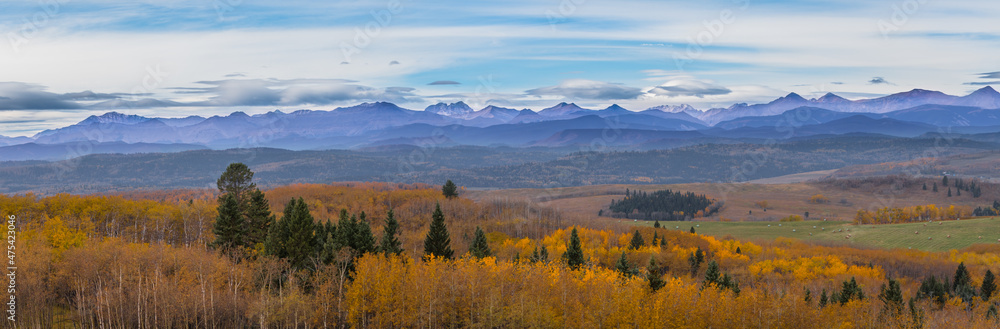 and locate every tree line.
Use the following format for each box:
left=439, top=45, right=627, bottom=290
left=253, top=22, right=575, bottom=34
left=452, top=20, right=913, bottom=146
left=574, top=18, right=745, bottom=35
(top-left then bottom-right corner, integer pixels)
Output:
left=607, top=188, right=721, bottom=221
